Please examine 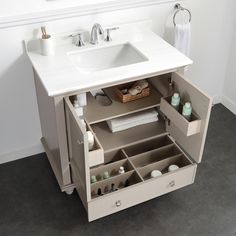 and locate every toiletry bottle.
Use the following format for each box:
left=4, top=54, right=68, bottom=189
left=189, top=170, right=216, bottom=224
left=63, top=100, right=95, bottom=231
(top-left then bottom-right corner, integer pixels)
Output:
left=182, top=102, right=192, bottom=121
left=118, top=166, right=125, bottom=174
left=103, top=171, right=110, bottom=179
left=91, top=175, right=97, bottom=183
left=74, top=101, right=83, bottom=117
left=171, top=93, right=180, bottom=110
left=86, top=131, right=94, bottom=151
